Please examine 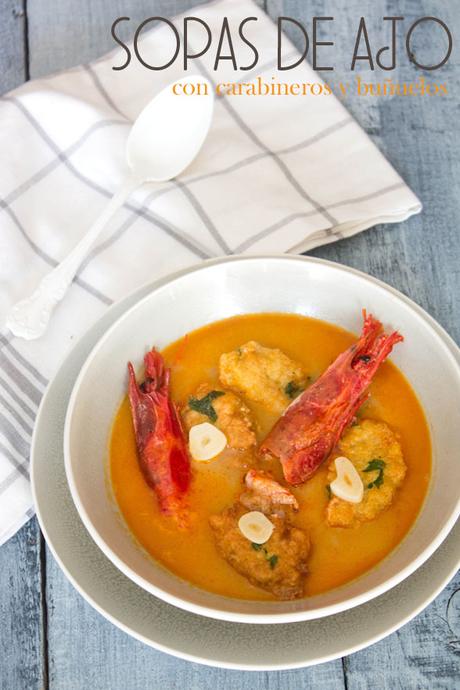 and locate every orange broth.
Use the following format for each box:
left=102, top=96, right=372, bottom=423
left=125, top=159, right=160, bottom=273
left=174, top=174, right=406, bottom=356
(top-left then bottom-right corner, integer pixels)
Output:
left=110, top=313, right=431, bottom=600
